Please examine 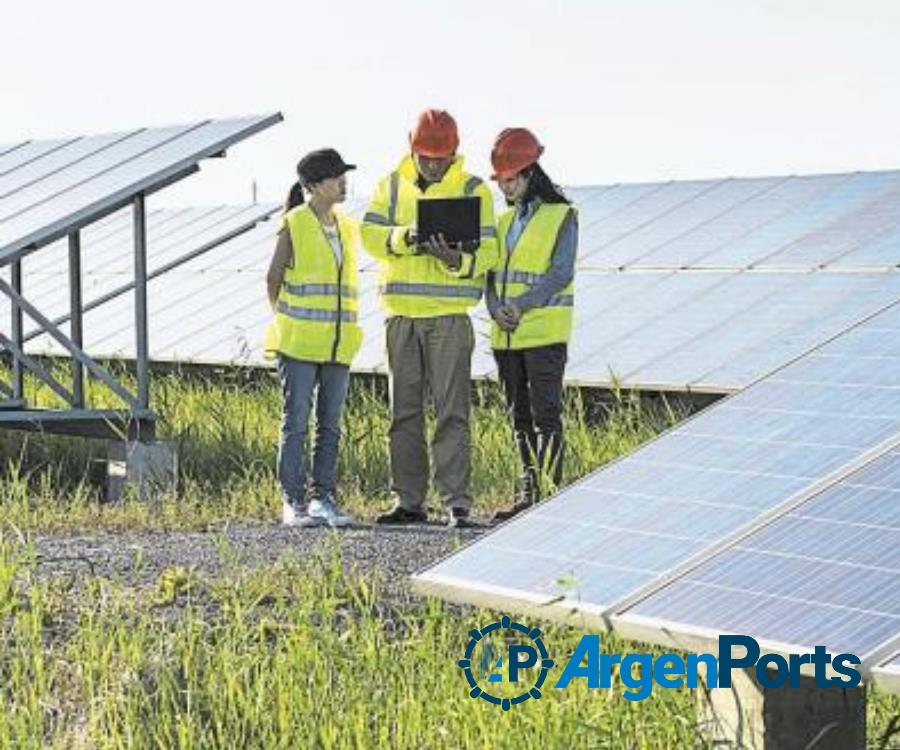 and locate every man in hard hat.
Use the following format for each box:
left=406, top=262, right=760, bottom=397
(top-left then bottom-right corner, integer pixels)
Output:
left=361, top=109, right=498, bottom=527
